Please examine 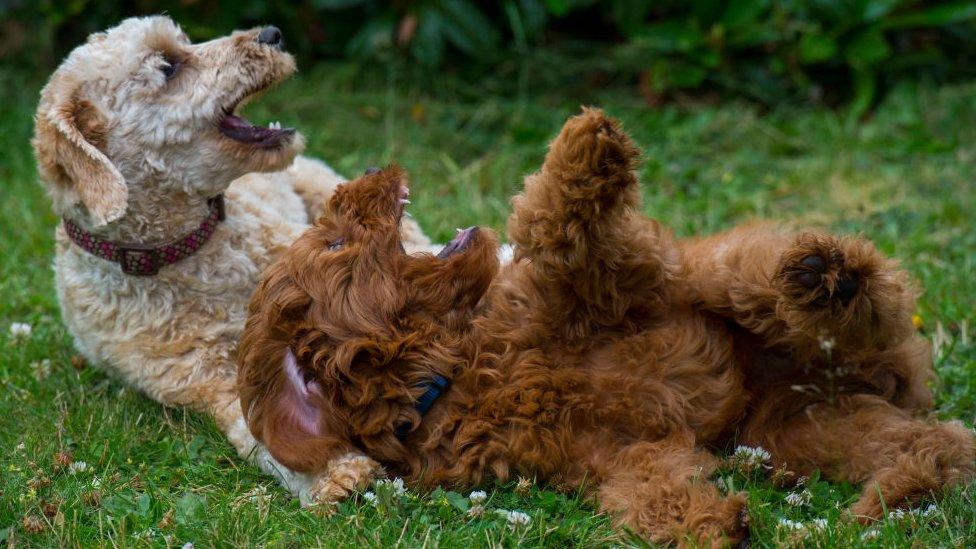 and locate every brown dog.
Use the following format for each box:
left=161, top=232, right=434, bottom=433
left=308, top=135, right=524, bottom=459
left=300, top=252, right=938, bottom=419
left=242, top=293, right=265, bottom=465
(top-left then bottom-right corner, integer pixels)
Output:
left=240, top=109, right=750, bottom=544
left=239, top=109, right=974, bottom=544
